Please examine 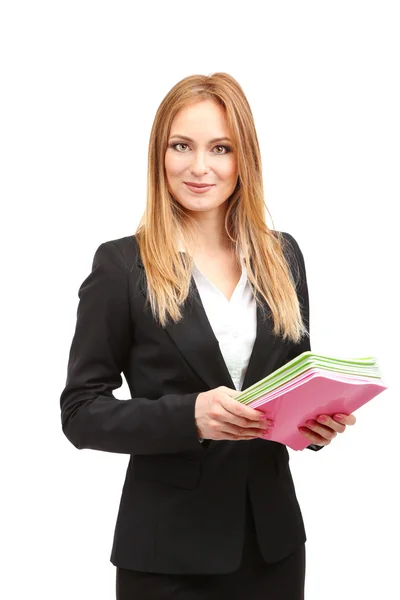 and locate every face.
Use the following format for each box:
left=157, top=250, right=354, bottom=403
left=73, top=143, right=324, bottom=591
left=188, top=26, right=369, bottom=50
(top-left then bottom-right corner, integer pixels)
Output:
left=164, top=99, right=239, bottom=216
